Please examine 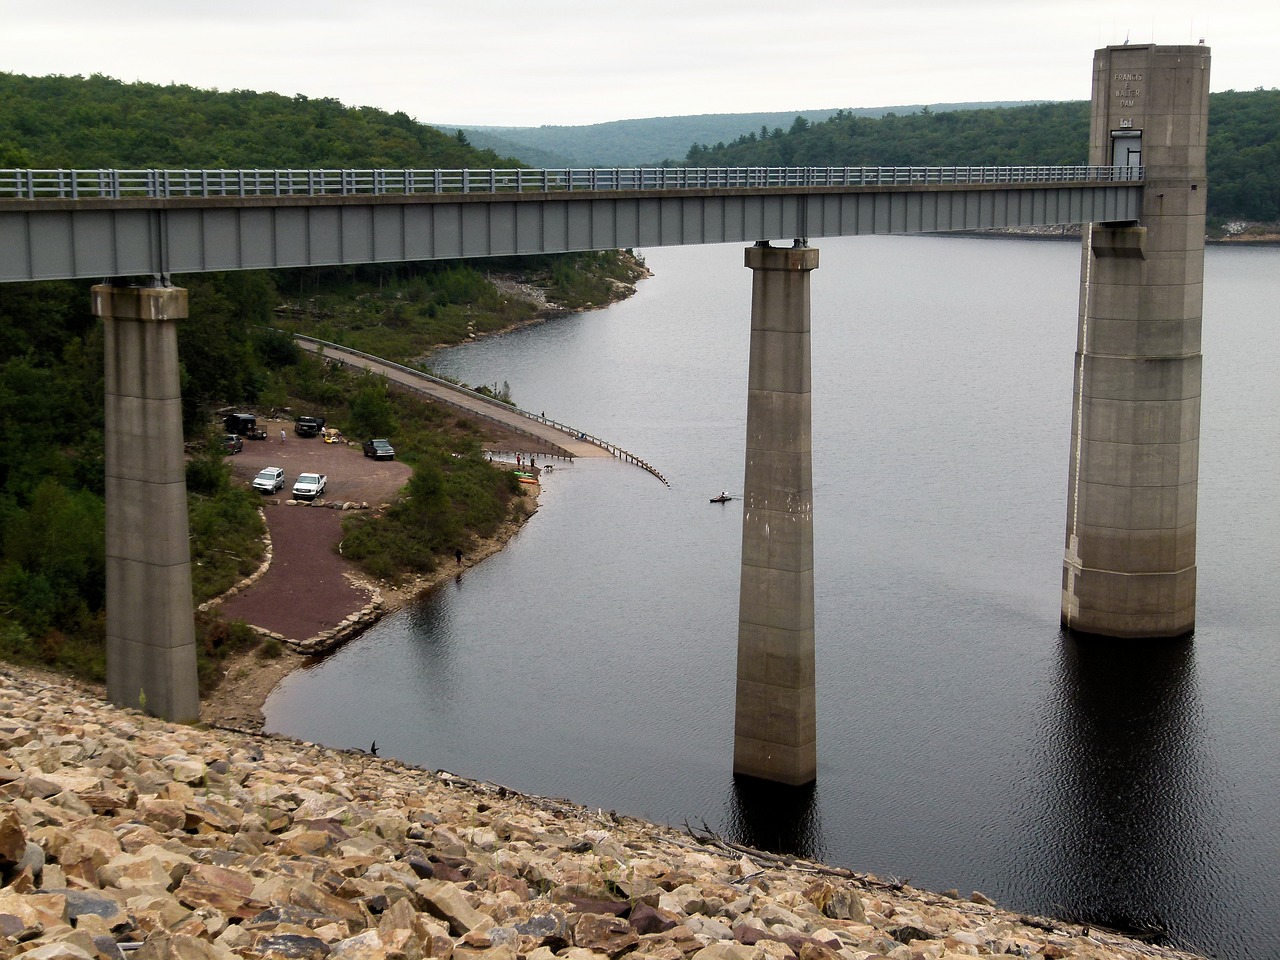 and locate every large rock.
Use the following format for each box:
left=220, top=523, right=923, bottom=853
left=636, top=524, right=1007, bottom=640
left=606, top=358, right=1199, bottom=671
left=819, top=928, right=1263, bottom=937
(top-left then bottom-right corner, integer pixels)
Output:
left=0, top=808, right=26, bottom=866
left=803, top=883, right=865, bottom=924
left=415, top=880, right=490, bottom=936
left=571, top=913, right=639, bottom=957
left=174, top=864, right=262, bottom=919
left=47, top=889, right=127, bottom=928
left=329, top=929, right=387, bottom=960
